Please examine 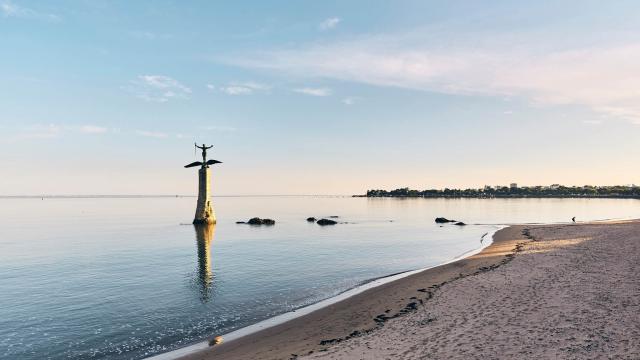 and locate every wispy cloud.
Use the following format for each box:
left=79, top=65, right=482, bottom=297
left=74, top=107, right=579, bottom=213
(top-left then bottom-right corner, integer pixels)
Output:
left=222, top=29, right=640, bottom=124
left=342, top=97, right=359, bottom=105
left=3, top=124, right=187, bottom=143
left=79, top=125, right=108, bottom=134
left=10, top=123, right=111, bottom=141
left=126, top=75, right=191, bottom=103
left=221, top=86, right=253, bottom=95
left=1, top=0, right=61, bottom=22
left=203, top=125, right=237, bottom=132
left=136, top=130, right=168, bottom=138
left=216, top=81, right=270, bottom=95
left=293, top=87, right=332, bottom=97
left=19, top=124, right=61, bottom=139
left=319, top=17, right=340, bottom=31
left=129, top=30, right=172, bottom=40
